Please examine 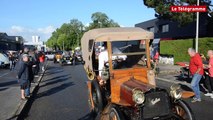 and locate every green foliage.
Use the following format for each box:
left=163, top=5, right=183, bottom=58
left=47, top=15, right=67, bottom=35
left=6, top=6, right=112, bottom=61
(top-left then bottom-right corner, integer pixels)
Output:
left=46, top=12, right=120, bottom=50
left=143, top=0, right=212, bottom=26
left=86, top=12, right=120, bottom=30
left=160, top=38, right=213, bottom=63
